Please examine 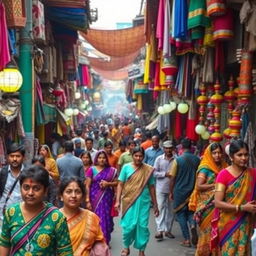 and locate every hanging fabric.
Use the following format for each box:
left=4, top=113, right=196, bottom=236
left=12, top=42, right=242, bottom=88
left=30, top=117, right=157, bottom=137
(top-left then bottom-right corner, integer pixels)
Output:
left=163, top=0, right=171, bottom=57
left=156, top=0, right=165, bottom=50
